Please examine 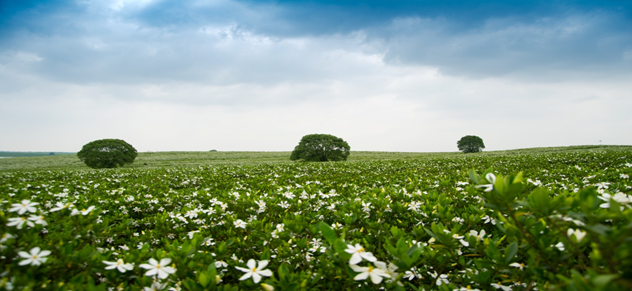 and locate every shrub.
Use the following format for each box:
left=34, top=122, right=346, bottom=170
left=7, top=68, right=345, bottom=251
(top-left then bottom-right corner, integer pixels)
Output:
left=290, top=134, right=350, bottom=161
left=457, top=135, right=485, bottom=153
left=77, top=139, right=138, bottom=169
